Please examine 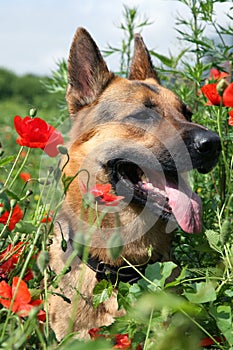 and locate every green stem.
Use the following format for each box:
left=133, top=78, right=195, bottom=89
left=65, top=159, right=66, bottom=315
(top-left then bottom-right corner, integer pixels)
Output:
left=143, top=309, right=154, bottom=350
left=217, top=106, right=229, bottom=204
left=181, top=309, right=225, bottom=350
left=2, top=146, right=24, bottom=190
left=8, top=147, right=31, bottom=190
left=42, top=239, right=50, bottom=339
left=121, top=256, right=161, bottom=291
